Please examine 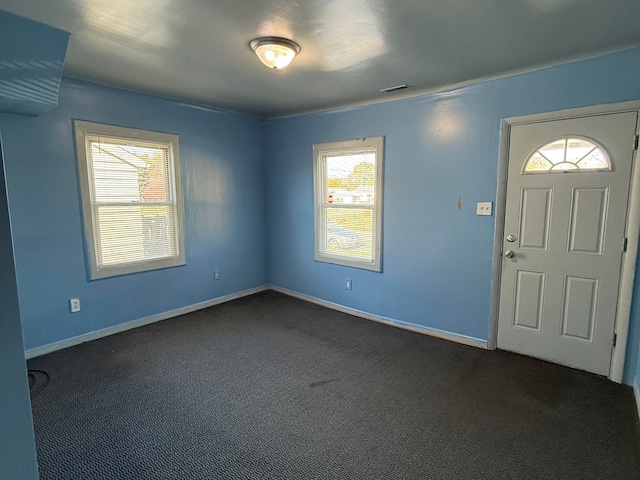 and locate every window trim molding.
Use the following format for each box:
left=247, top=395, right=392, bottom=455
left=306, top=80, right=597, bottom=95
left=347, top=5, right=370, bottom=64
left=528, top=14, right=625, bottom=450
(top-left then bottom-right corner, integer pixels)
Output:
left=74, top=120, right=186, bottom=280
left=313, top=136, right=384, bottom=272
